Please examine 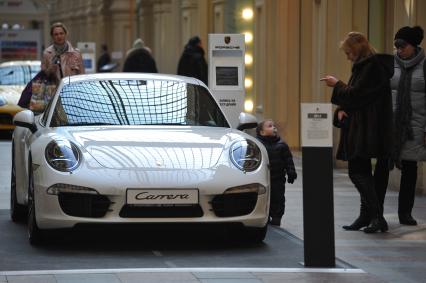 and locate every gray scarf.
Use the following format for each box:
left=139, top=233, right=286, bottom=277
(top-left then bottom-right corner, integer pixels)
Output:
left=392, top=48, right=425, bottom=164
left=52, top=42, right=69, bottom=64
